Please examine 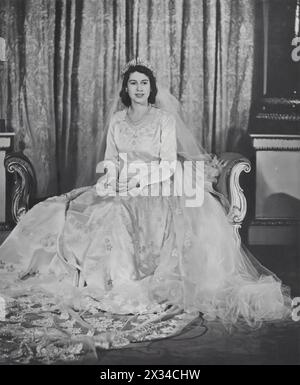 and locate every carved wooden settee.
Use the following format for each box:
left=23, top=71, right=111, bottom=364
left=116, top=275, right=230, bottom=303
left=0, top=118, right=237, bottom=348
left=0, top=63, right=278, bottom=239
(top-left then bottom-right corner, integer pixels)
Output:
left=4, top=152, right=251, bottom=240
